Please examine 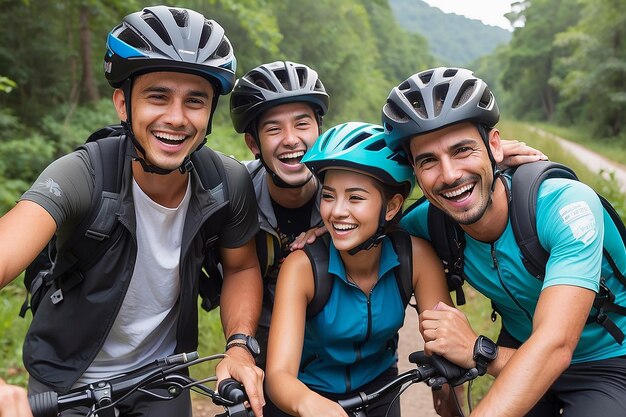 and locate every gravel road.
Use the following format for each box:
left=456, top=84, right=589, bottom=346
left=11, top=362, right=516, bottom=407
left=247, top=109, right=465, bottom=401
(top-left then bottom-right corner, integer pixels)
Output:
left=529, top=127, right=626, bottom=193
